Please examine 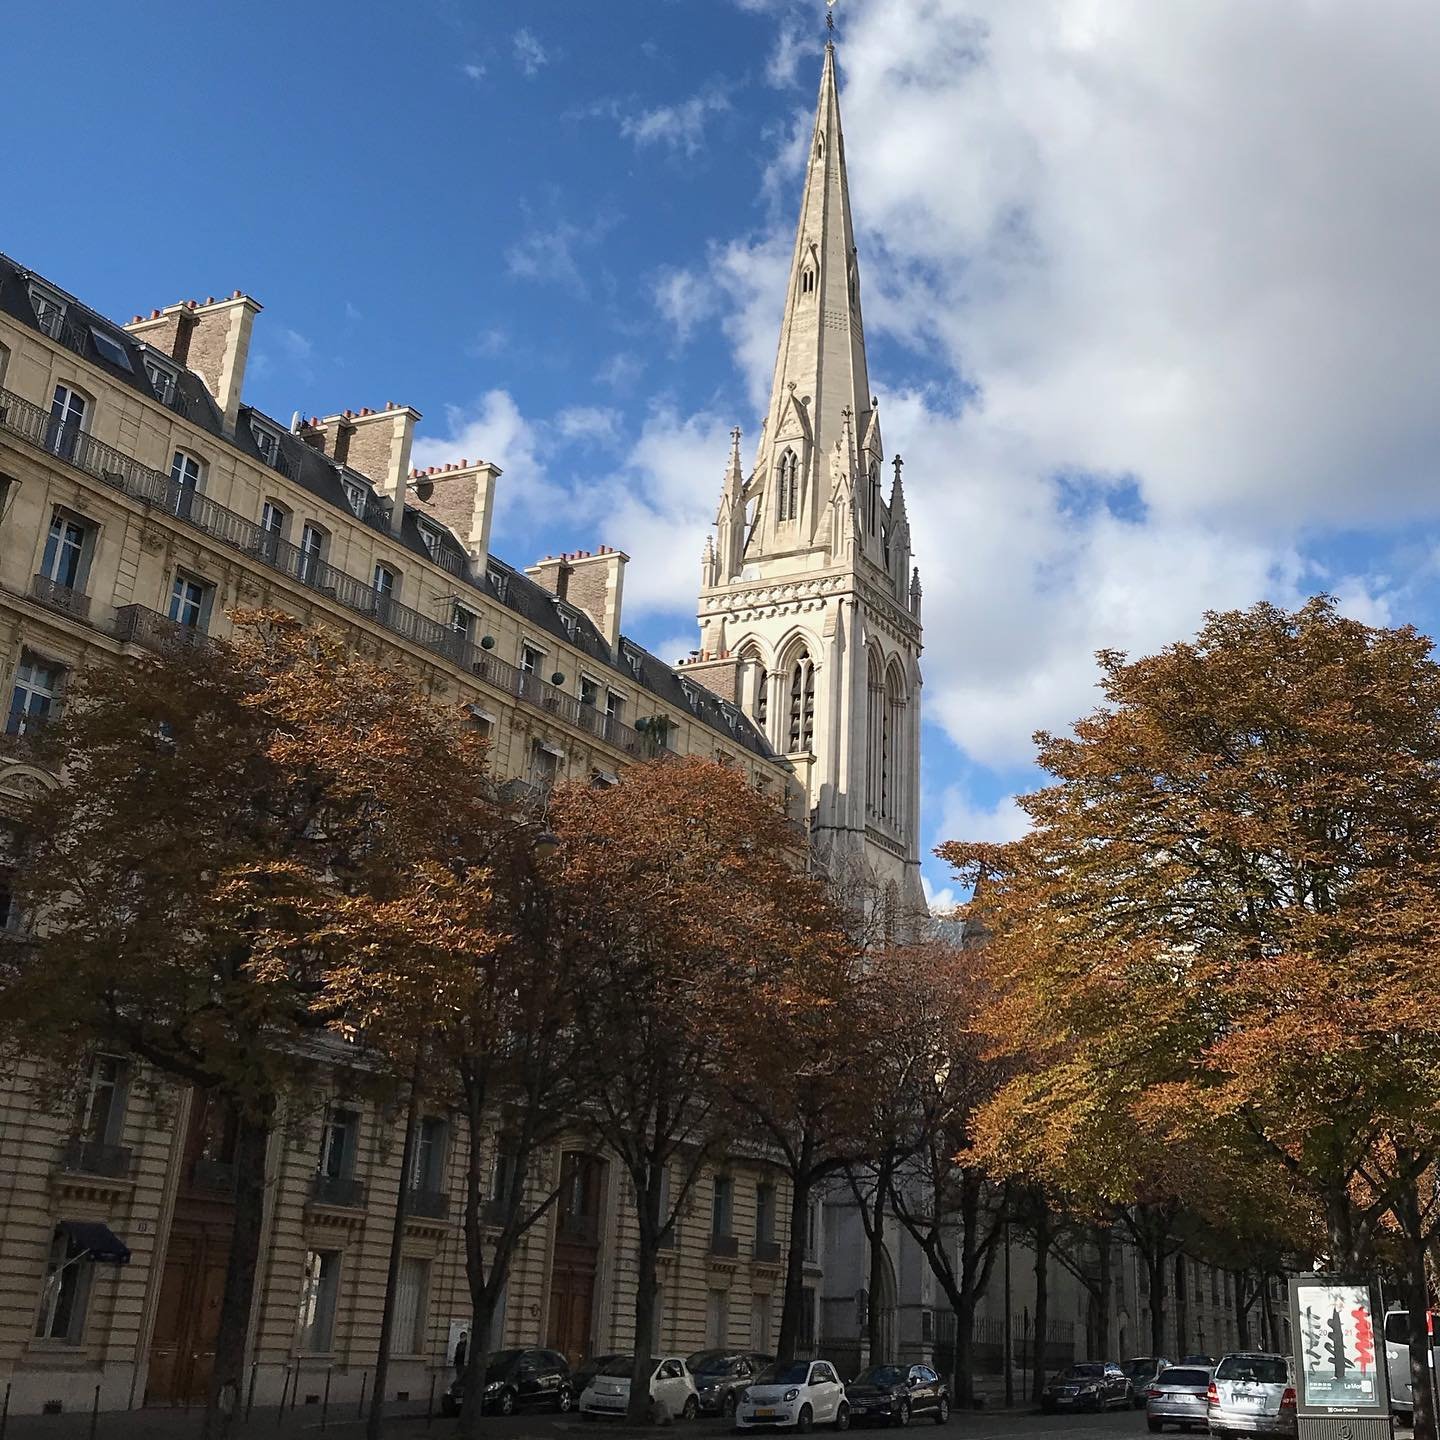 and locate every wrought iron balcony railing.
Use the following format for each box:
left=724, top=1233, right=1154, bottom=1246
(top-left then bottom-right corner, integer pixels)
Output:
left=60, top=1137, right=133, bottom=1179
left=31, top=574, right=92, bottom=619
left=753, top=1239, right=782, bottom=1263
left=309, top=1173, right=367, bottom=1209
left=113, top=604, right=214, bottom=655
left=0, top=385, right=670, bottom=761
left=709, top=1232, right=740, bottom=1259
left=406, top=1187, right=450, bottom=1221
